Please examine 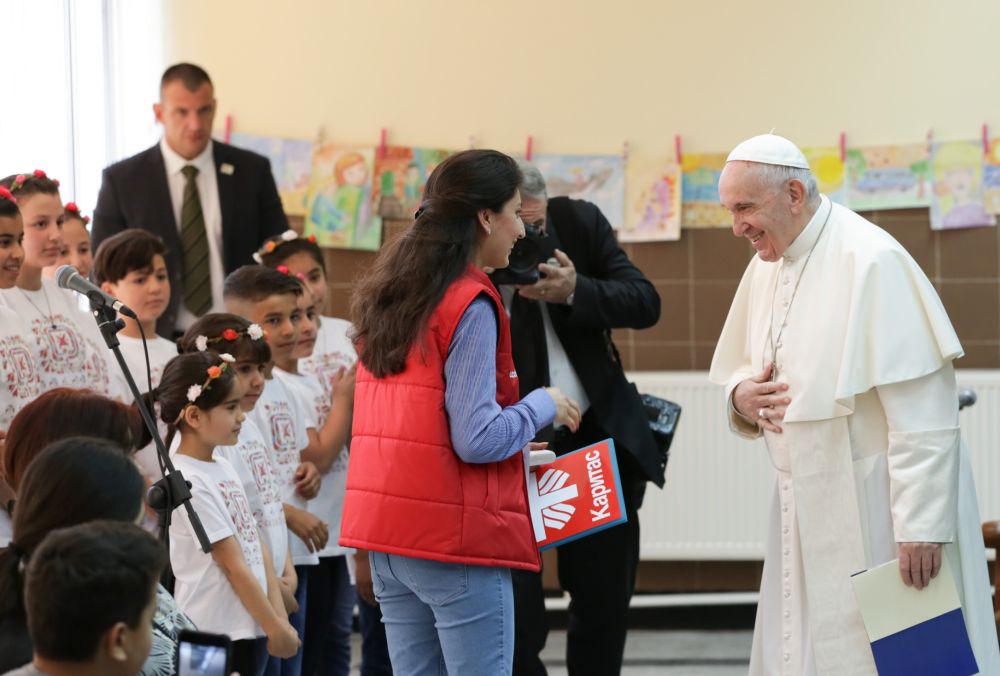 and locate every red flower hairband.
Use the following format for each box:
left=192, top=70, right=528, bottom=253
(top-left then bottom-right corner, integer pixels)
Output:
left=64, top=202, right=91, bottom=225
left=275, top=264, right=306, bottom=282
left=10, top=169, right=60, bottom=192
left=0, top=187, right=16, bottom=204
